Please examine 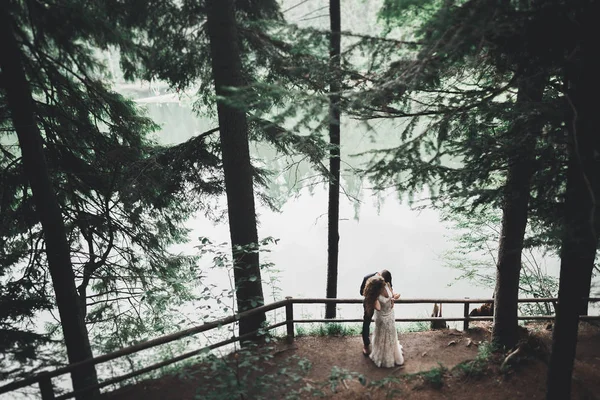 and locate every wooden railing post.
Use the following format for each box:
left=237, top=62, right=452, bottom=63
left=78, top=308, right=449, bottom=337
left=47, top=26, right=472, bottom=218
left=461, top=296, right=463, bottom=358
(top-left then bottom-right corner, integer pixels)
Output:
left=39, top=376, right=54, bottom=400
left=463, top=298, right=470, bottom=331
left=4, top=297, right=597, bottom=400
left=285, top=296, right=294, bottom=344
